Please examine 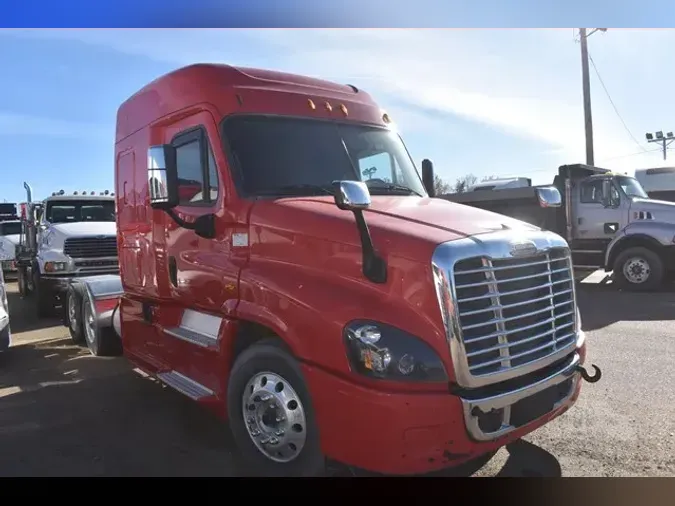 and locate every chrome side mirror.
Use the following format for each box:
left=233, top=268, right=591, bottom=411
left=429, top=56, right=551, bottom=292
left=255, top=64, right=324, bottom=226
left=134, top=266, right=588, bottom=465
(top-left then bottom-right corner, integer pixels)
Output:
left=536, top=186, right=562, bottom=208
left=333, top=180, right=371, bottom=211
left=148, top=145, right=178, bottom=209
